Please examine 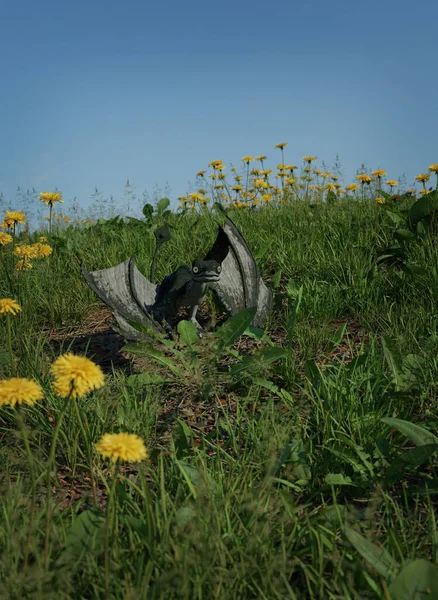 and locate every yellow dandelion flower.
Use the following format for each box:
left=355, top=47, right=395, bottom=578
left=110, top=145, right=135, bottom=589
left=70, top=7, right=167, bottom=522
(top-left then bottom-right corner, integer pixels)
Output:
left=261, top=169, right=272, bottom=176
left=0, top=298, right=21, bottom=316
left=428, top=164, right=438, bottom=173
left=32, top=243, right=52, bottom=258
left=208, top=160, right=224, bottom=169
left=39, top=191, right=63, bottom=206
left=4, top=211, right=26, bottom=226
left=13, top=245, right=35, bottom=259
left=406, top=189, right=416, bottom=195
left=372, top=169, right=387, bottom=178
left=39, top=236, right=47, bottom=243
left=325, top=183, right=336, bottom=192
left=254, top=179, right=269, bottom=189
left=16, top=259, right=32, bottom=271
left=215, top=164, right=226, bottom=171
left=189, top=192, right=205, bottom=202
left=196, top=170, right=206, bottom=177
left=356, top=174, right=373, bottom=183
left=250, top=168, right=261, bottom=176
left=275, top=143, right=288, bottom=149
left=285, top=177, right=297, bottom=185
left=376, top=197, right=385, bottom=204
left=50, top=353, right=105, bottom=399
left=386, top=180, right=398, bottom=187
left=277, top=164, right=287, bottom=170
left=314, top=169, right=322, bottom=176
left=178, top=196, right=188, bottom=203
left=242, top=156, right=254, bottom=163
left=303, top=156, right=317, bottom=163
left=209, top=174, right=217, bottom=180
left=0, top=232, right=13, bottom=246
left=260, top=193, right=272, bottom=203
left=345, top=184, right=360, bottom=192
left=286, top=165, right=297, bottom=171
left=232, top=185, right=243, bottom=192
left=0, top=377, right=44, bottom=408
left=96, top=432, right=148, bottom=463
left=256, top=155, right=267, bottom=161
left=415, top=173, right=430, bottom=183
left=420, top=189, right=431, bottom=195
